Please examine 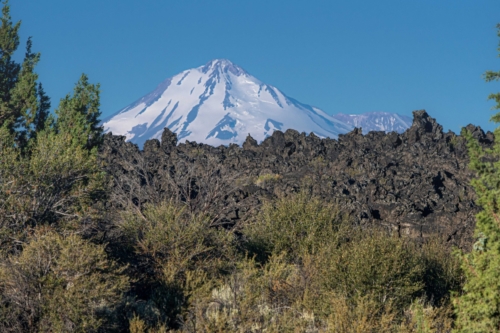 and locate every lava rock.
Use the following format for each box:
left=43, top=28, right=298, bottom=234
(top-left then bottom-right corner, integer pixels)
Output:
left=100, top=110, right=490, bottom=249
